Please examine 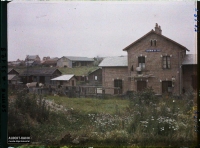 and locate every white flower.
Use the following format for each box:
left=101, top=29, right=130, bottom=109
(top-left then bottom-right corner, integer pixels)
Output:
left=173, top=100, right=175, bottom=102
